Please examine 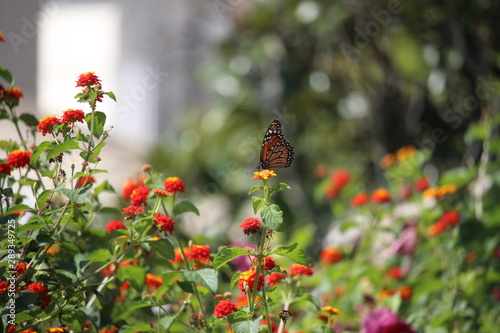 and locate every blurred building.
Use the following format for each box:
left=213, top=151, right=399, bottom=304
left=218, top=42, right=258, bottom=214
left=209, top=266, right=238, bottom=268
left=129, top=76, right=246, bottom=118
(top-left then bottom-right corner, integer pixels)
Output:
left=0, top=0, right=230, bottom=188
